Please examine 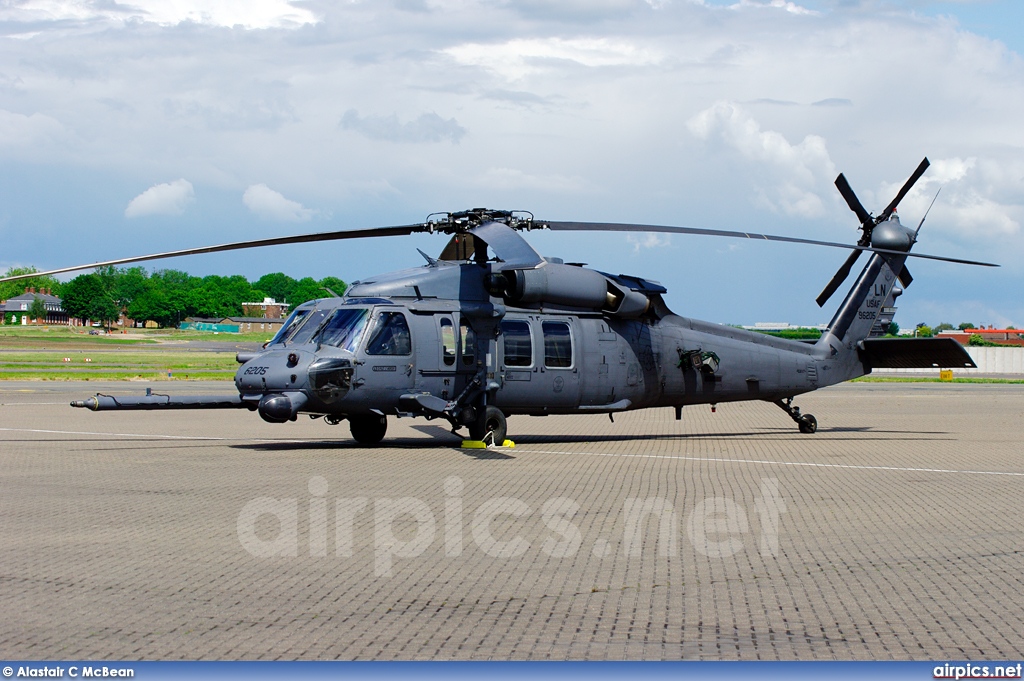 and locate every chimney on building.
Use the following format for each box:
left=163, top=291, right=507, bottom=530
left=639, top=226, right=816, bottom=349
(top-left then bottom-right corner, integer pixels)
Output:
left=27, top=286, right=35, bottom=294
